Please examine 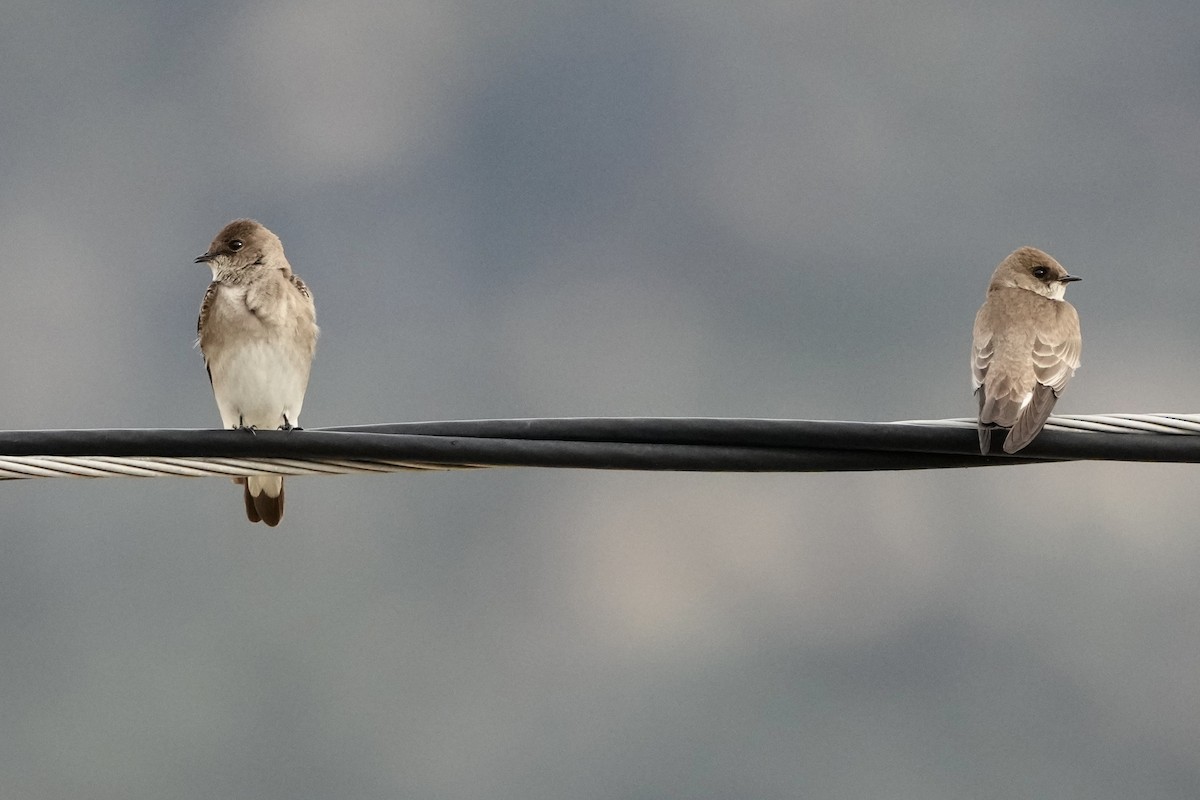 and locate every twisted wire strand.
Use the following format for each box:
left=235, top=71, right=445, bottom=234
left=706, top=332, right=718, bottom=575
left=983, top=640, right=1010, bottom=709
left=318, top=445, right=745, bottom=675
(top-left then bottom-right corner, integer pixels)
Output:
left=0, top=413, right=1197, bottom=480
left=0, top=457, right=471, bottom=481
left=898, top=413, right=1200, bottom=435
